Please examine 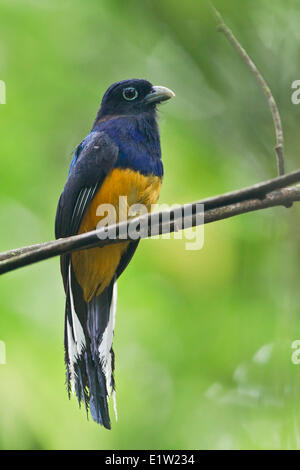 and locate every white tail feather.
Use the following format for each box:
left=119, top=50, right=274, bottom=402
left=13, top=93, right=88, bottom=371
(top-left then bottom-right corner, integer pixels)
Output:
left=98, top=282, right=117, bottom=416
left=67, top=262, right=86, bottom=393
